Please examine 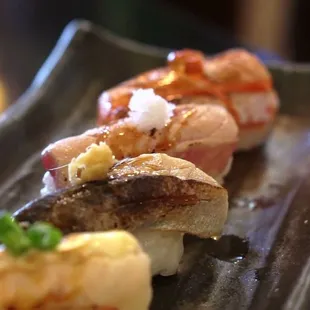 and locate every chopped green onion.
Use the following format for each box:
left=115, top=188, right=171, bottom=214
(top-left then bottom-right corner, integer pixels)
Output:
left=1, top=232, right=31, bottom=256
left=27, top=222, right=62, bottom=251
left=0, top=212, right=63, bottom=256
left=0, top=212, right=19, bottom=234
left=0, top=212, right=31, bottom=255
